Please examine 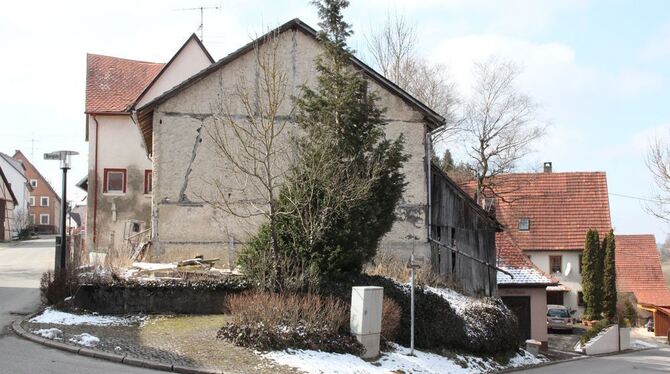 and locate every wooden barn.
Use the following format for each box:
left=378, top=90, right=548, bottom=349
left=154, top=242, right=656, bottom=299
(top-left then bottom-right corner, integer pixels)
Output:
left=429, top=164, right=502, bottom=296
